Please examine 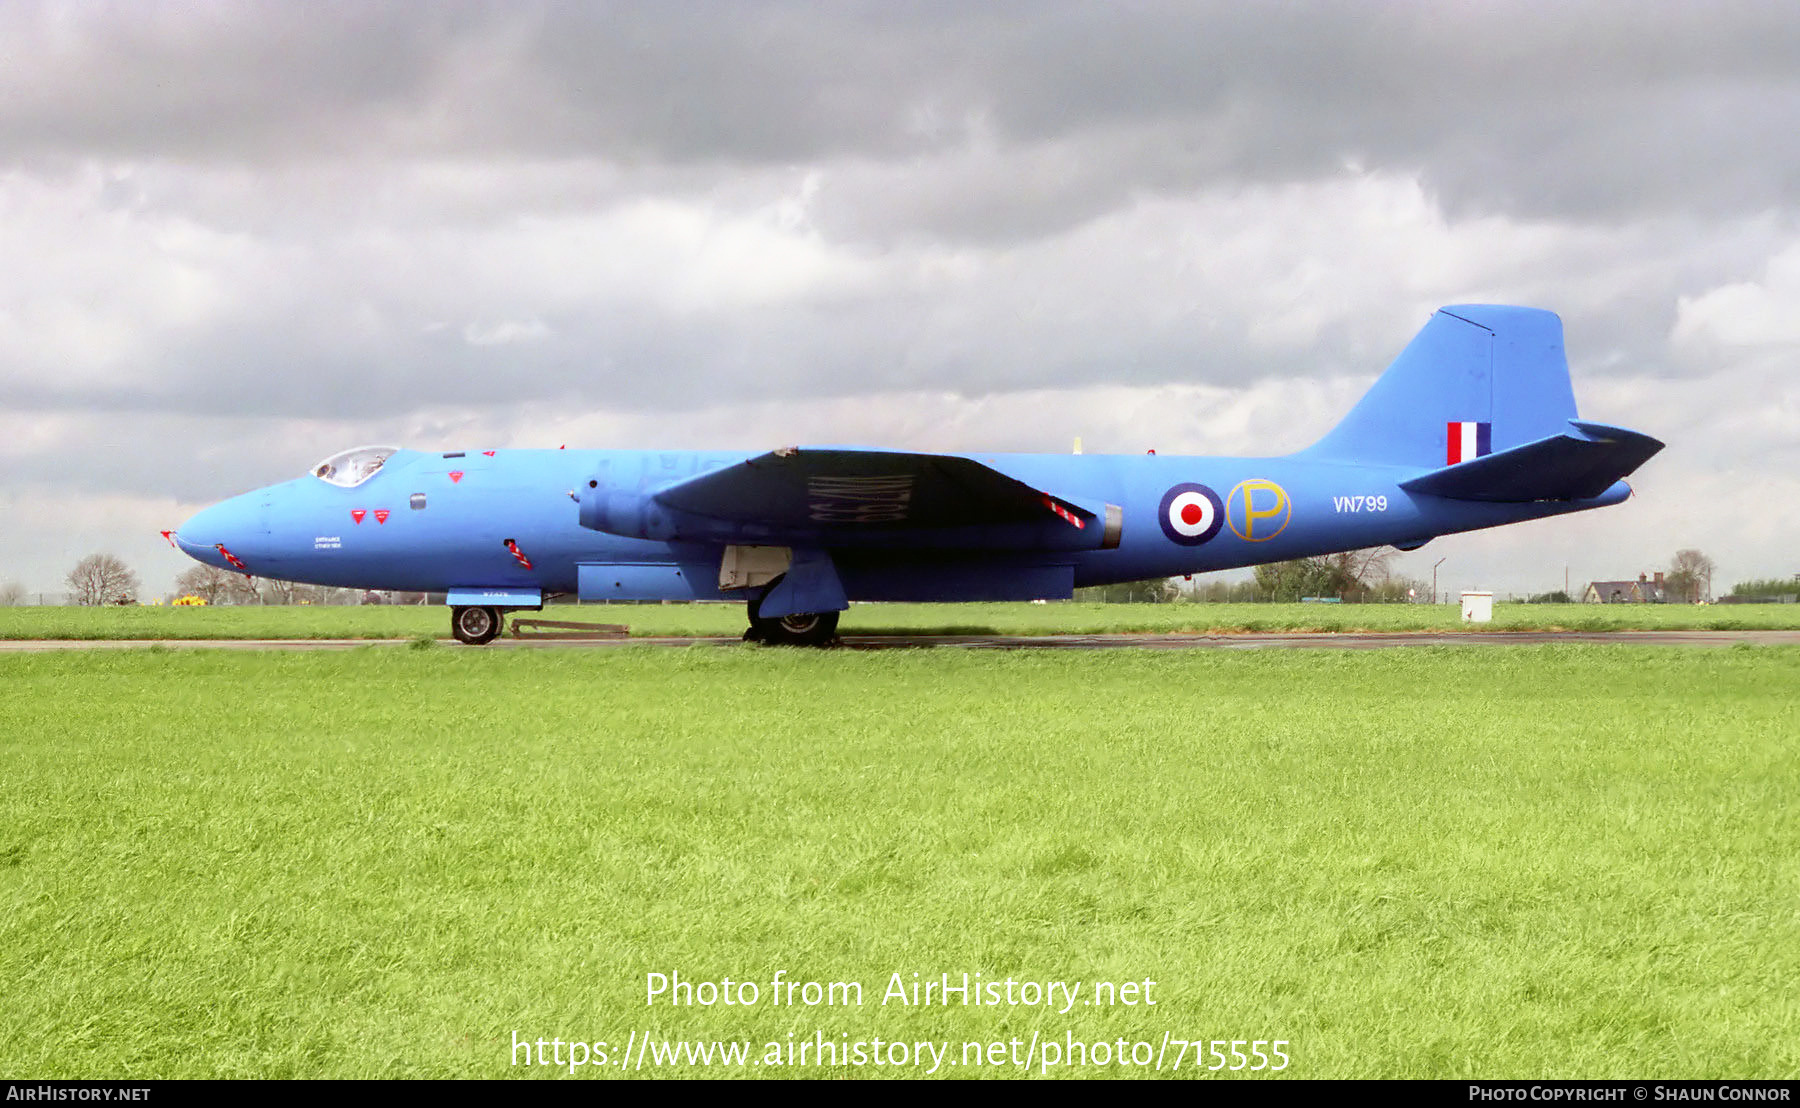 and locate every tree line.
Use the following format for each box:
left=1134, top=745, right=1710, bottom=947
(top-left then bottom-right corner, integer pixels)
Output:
left=167, top=562, right=414, bottom=606
left=0, top=546, right=1788, bottom=606
left=1729, top=576, right=1800, bottom=599
left=0, top=554, right=425, bottom=606
left=1080, top=549, right=1421, bottom=603
left=1077, top=547, right=1778, bottom=605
